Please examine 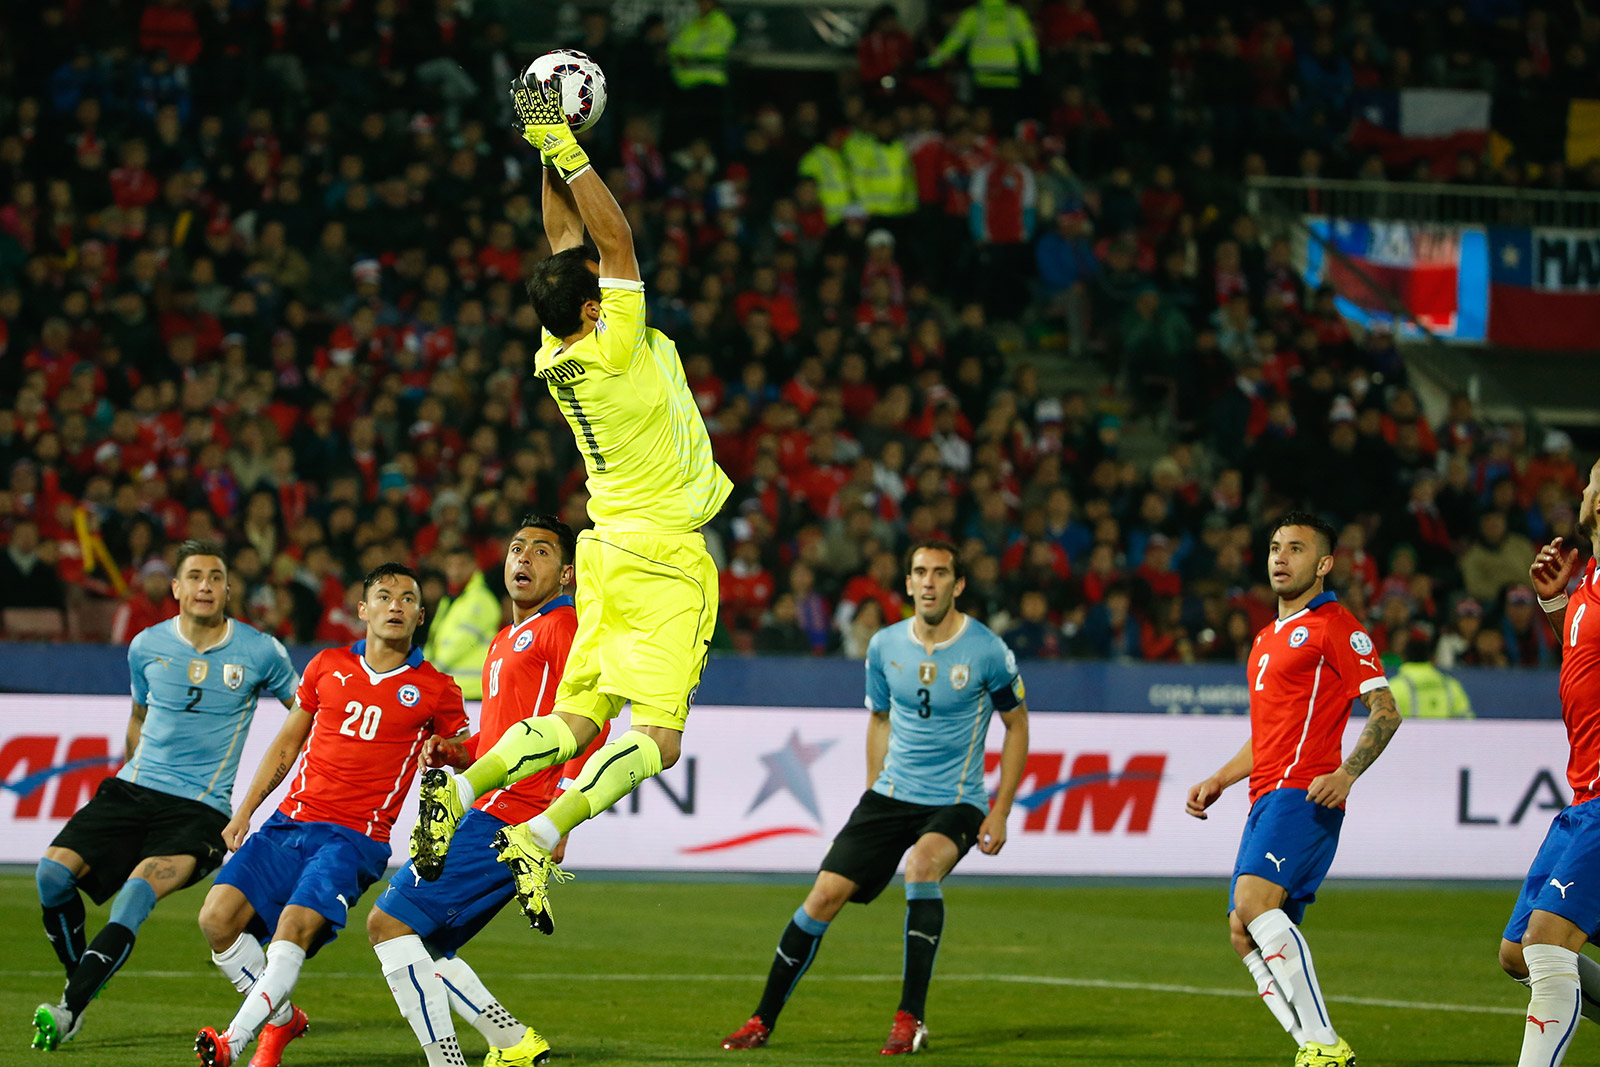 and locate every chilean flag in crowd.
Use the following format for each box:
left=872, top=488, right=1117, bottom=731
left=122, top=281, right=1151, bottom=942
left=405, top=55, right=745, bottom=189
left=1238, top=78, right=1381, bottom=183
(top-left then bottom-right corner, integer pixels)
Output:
left=1318, top=219, right=1464, bottom=334
left=1488, top=227, right=1600, bottom=350
left=1348, top=89, right=1490, bottom=179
